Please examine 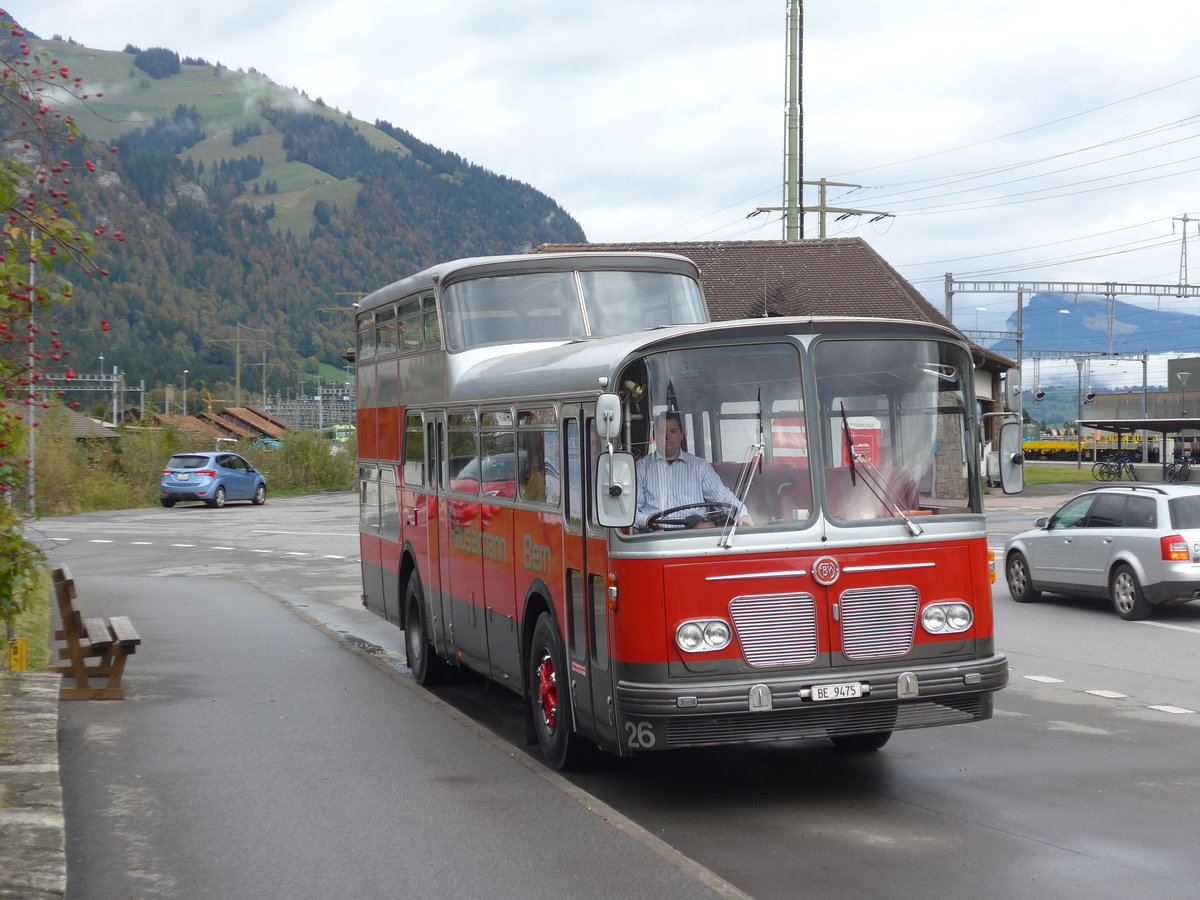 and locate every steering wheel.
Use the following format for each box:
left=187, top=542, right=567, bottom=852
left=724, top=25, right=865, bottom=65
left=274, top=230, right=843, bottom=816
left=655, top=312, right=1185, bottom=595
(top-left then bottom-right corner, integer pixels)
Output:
left=647, top=501, right=739, bottom=530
